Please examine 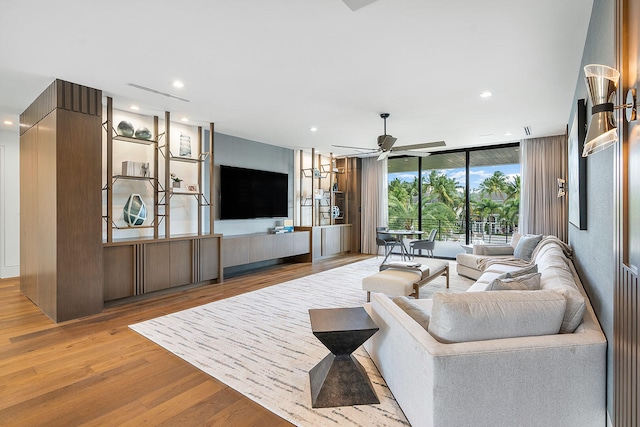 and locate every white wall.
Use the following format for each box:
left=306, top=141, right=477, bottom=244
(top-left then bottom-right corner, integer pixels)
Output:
left=0, top=128, right=20, bottom=278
